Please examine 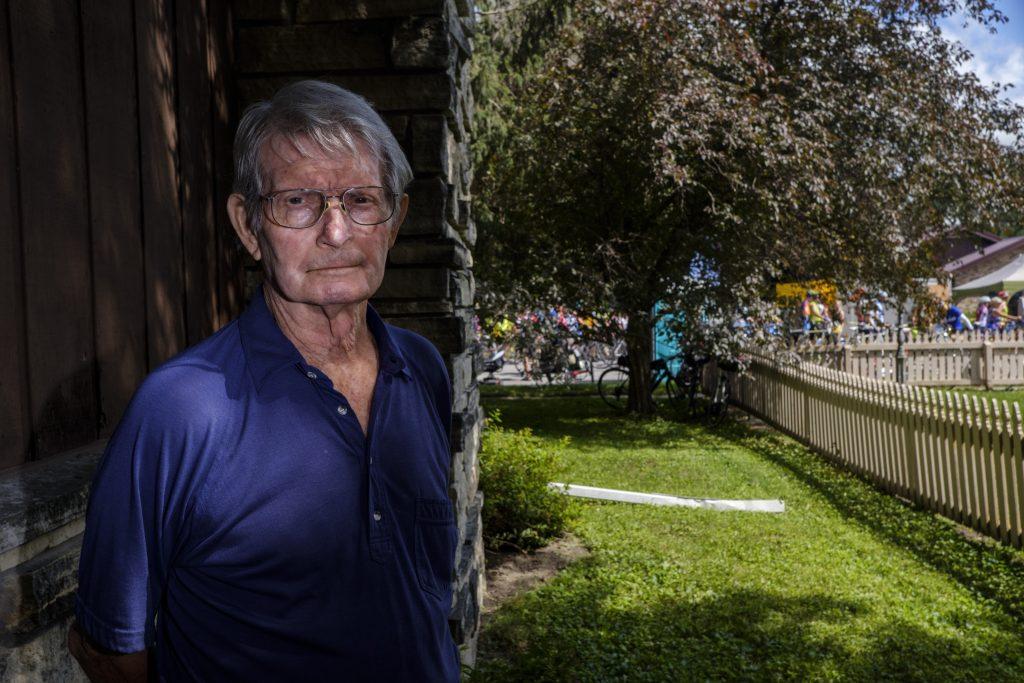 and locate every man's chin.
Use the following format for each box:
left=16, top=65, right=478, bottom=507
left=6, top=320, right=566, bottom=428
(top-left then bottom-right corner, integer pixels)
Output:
left=267, top=279, right=375, bottom=310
